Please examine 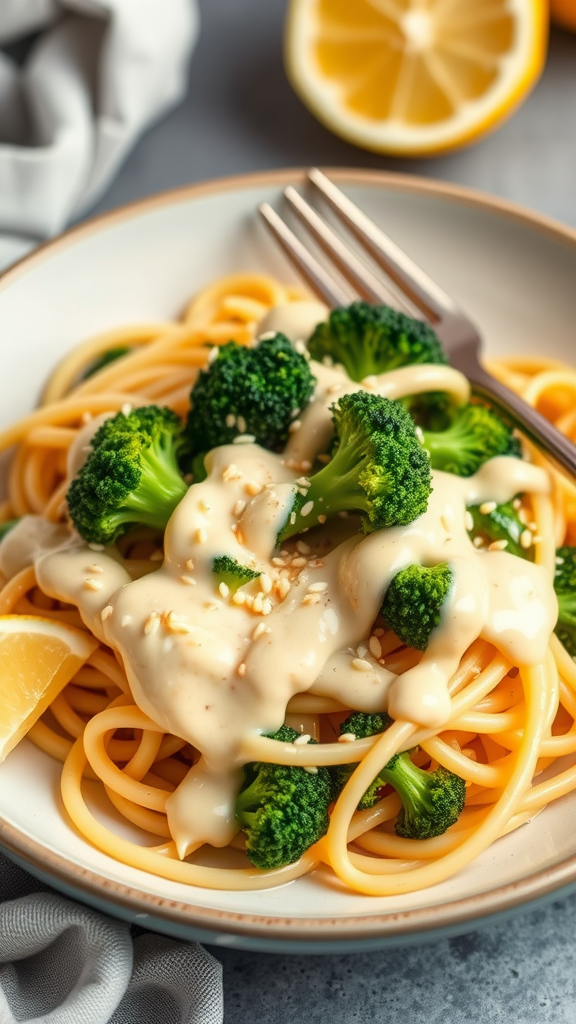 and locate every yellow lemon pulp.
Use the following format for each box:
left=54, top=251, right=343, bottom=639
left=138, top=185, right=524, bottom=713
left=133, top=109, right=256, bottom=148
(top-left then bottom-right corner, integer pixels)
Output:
left=285, top=0, right=548, bottom=156
left=0, top=615, right=98, bottom=762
